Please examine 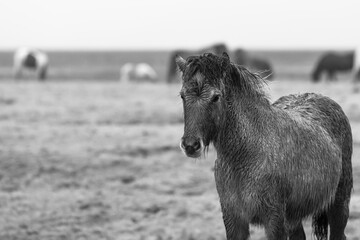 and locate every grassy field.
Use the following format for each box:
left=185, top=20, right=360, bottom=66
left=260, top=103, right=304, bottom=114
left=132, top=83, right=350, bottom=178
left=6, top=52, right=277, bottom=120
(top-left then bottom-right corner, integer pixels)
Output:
left=0, top=50, right=359, bottom=239
left=0, top=80, right=359, bottom=240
